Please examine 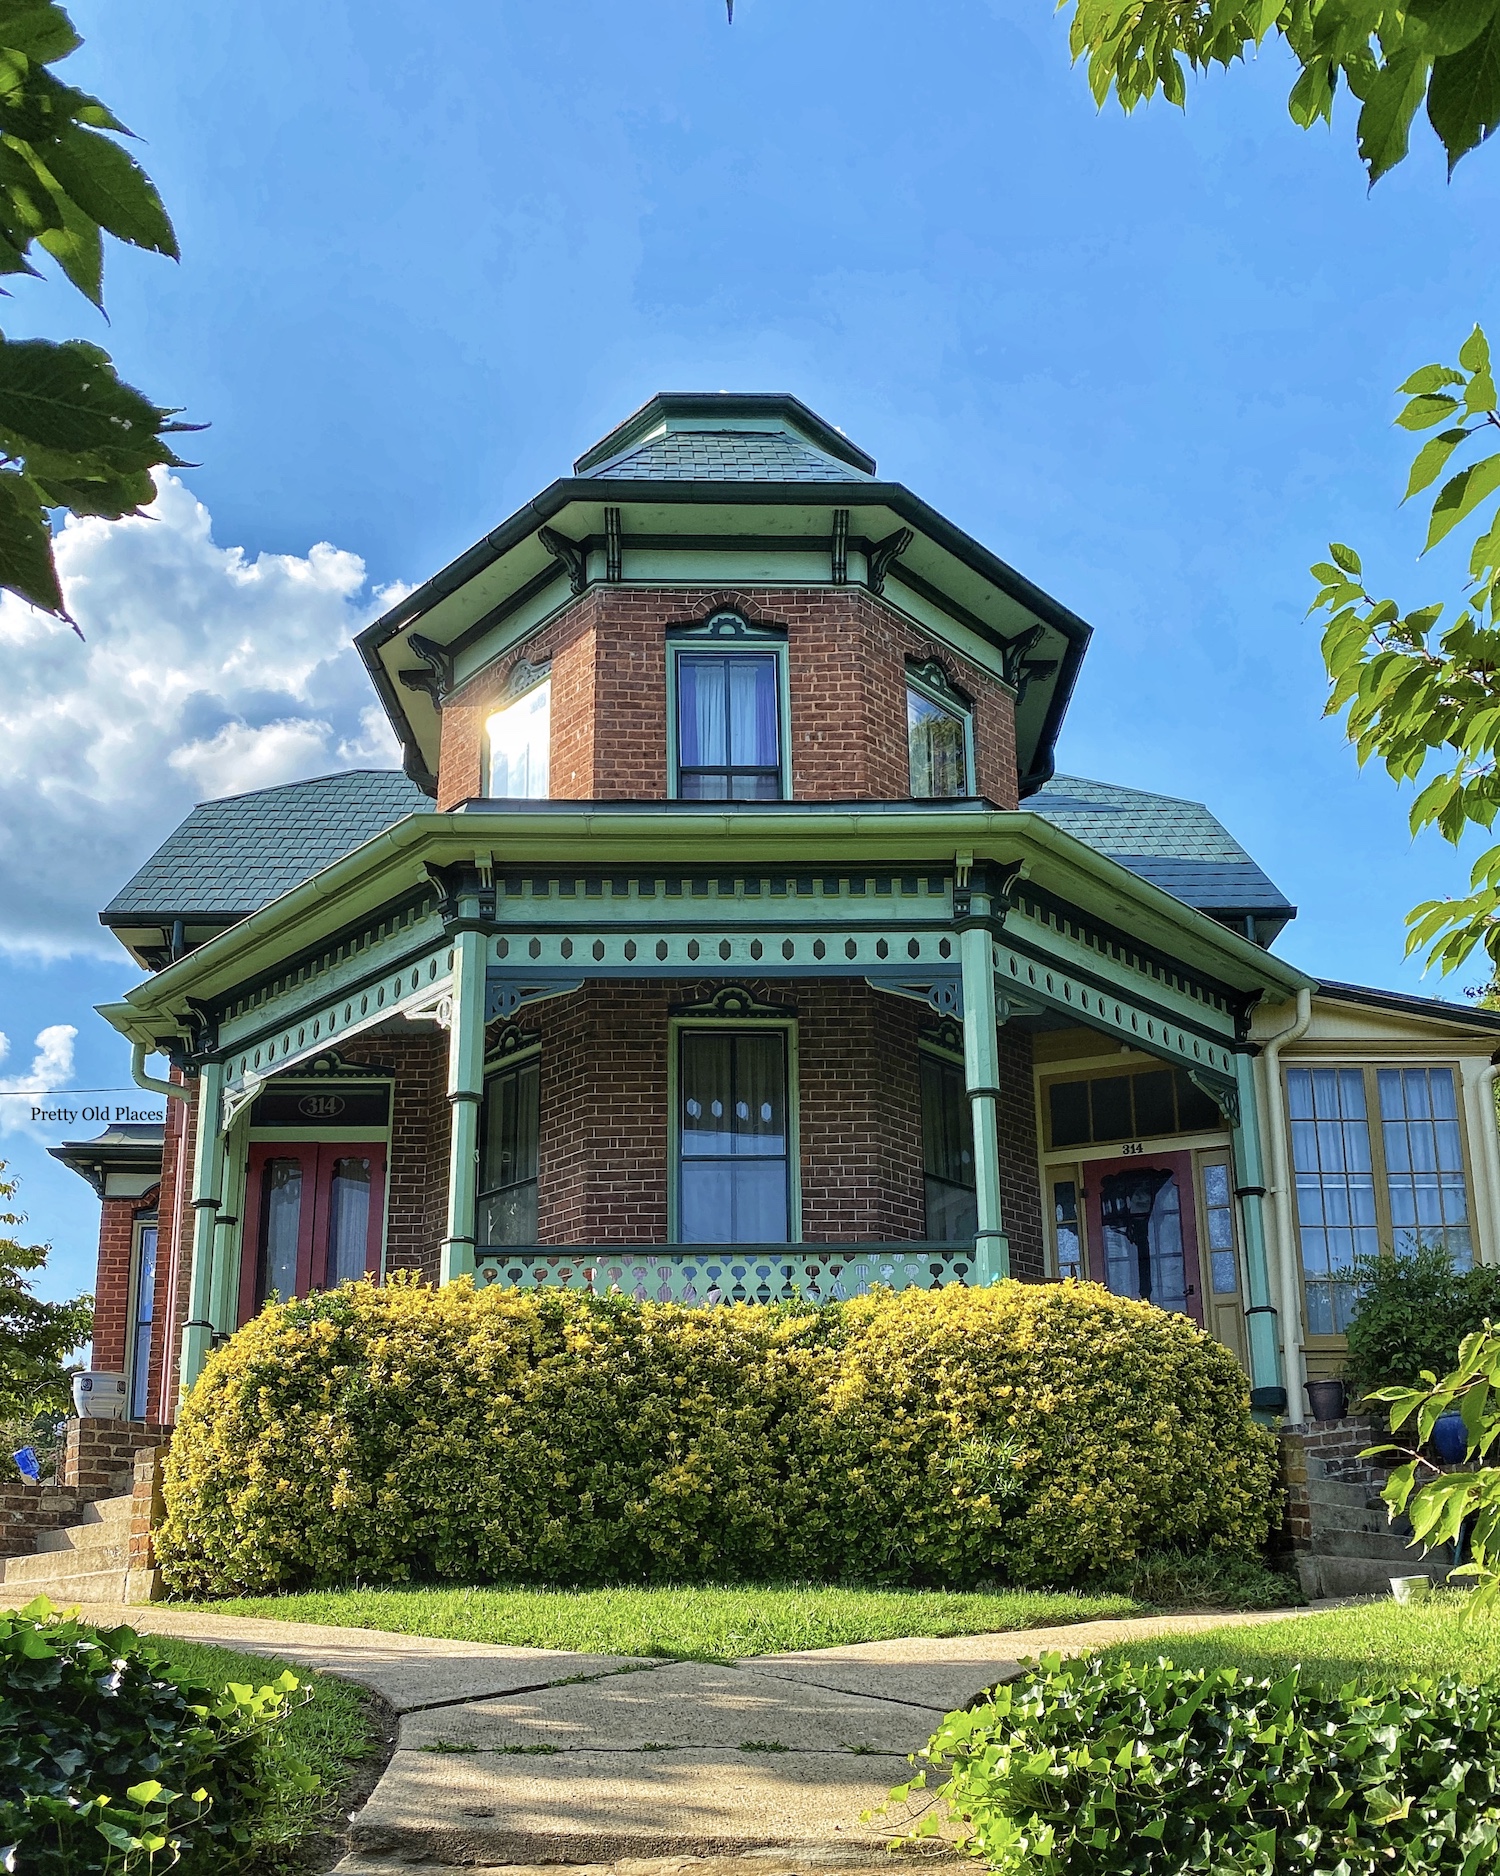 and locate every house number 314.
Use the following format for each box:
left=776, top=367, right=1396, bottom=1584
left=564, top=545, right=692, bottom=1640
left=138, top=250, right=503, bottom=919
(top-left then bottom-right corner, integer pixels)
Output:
left=1120, top=1141, right=1145, bottom=1156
